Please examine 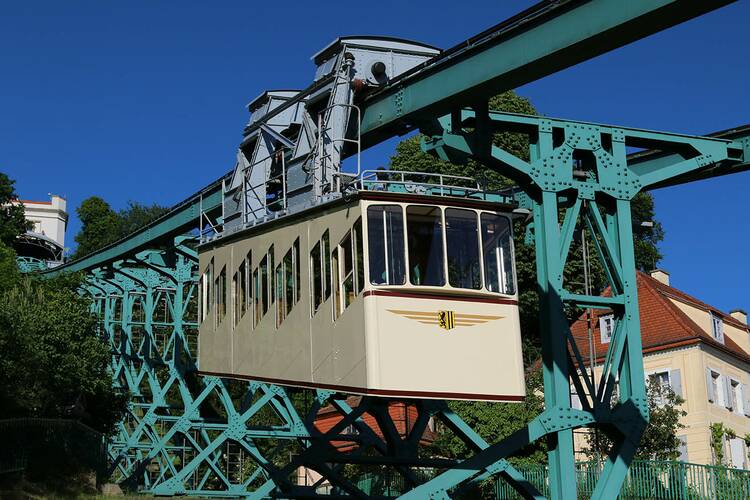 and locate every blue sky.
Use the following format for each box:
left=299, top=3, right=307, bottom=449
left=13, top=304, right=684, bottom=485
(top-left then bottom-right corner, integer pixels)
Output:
left=1, top=1, right=748, bottom=313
